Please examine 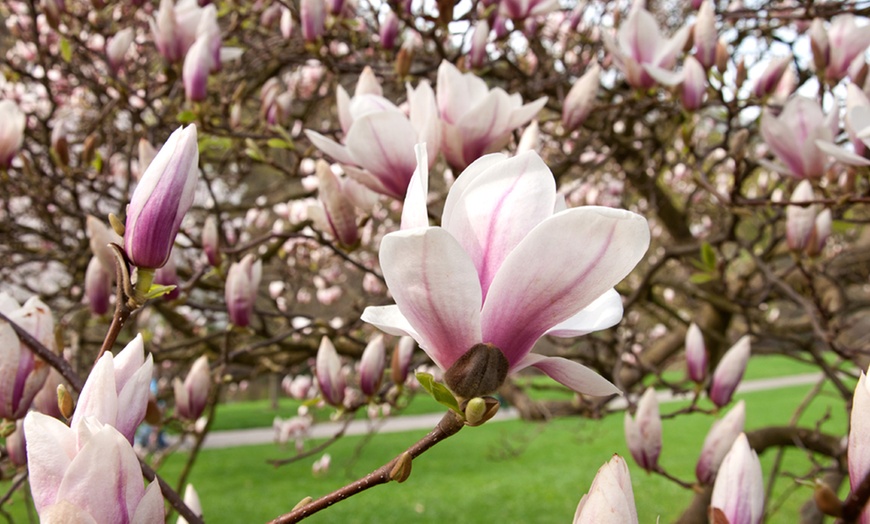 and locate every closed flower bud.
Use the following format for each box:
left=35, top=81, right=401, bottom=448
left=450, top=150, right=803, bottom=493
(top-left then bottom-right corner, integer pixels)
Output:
left=154, top=249, right=181, bottom=300
left=685, top=322, right=708, bottom=383
left=710, top=433, right=764, bottom=524
left=87, top=215, right=123, bottom=274
left=389, top=452, right=412, bottom=483
left=0, top=100, right=26, bottom=168
left=176, top=484, right=203, bottom=524
left=280, top=7, right=294, bottom=39
left=32, top=368, right=68, bottom=419
left=51, top=121, right=70, bottom=166
left=809, top=18, right=829, bottom=74
left=752, top=55, right=792, bottom=98
left=574, top=455, right=638, bottom=524
left=174, top=355, right=211, bottom=420
left=300, top=0, right=325, bottom=42
left=623, top=387, right=662, bottom=472
left=391, top=336, right=415, bottom=386
left=359, top=335, right=386, bottom=397
left=807, top=208, right=832, bottom=257
left=849, top=367, right=870, bottom=523
left=562, top=63, right=600, bottom=131
left=225, top=254, right=262, bottom=327
left=315, top=337, right=346, bottom=407
left=379, top=11, right=399, bottom=50
left=124, top=125, right=199, bottom=269
left=202, top=215, right=221, bottom=266
left=85, top=256, right=113, bottom=315
left=183, top=36, right=215, bottom=102
left=316, top=160, right=359, bottom=246
left=681, top=56, right=707, bottom=111
left=0, top=297, right=53, bottom=420
left=696, top=400, right=745, bottom=484
left=693, top=1, right=717, bottom=69
left=516, top=121, right=539, bottom=154
left=106, top=27, right=135, bottom=71
left=786, top=180, right=817, bottom=252
left=709, top=335, right=751, bottom=408
left=468, top=19, right=489, bottom=69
